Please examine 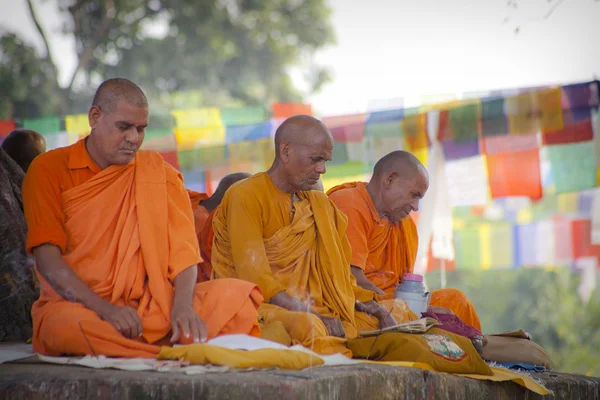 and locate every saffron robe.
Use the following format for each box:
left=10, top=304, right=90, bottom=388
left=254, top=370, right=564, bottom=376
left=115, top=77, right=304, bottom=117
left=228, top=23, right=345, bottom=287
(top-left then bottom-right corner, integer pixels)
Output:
left=328, top=182, right=481, bottom=331
left=187, top=190, right=211, bottom=282
left=211, top=173, right=409, bottom=356
left=23, top=139, right=262, bottom=357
